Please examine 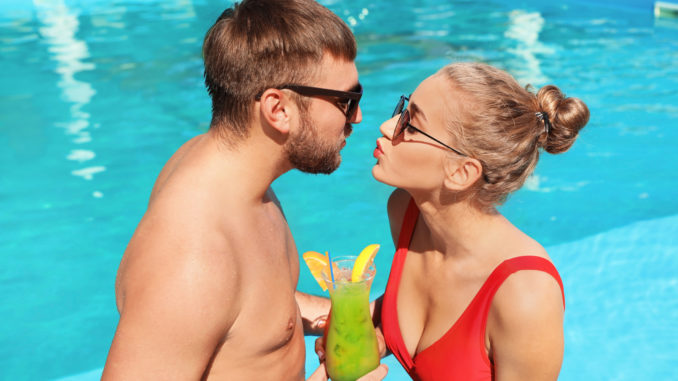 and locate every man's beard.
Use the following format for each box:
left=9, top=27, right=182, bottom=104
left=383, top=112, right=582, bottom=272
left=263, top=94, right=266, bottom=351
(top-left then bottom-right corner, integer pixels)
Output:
left=284, top=110, right=347, bottom=174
